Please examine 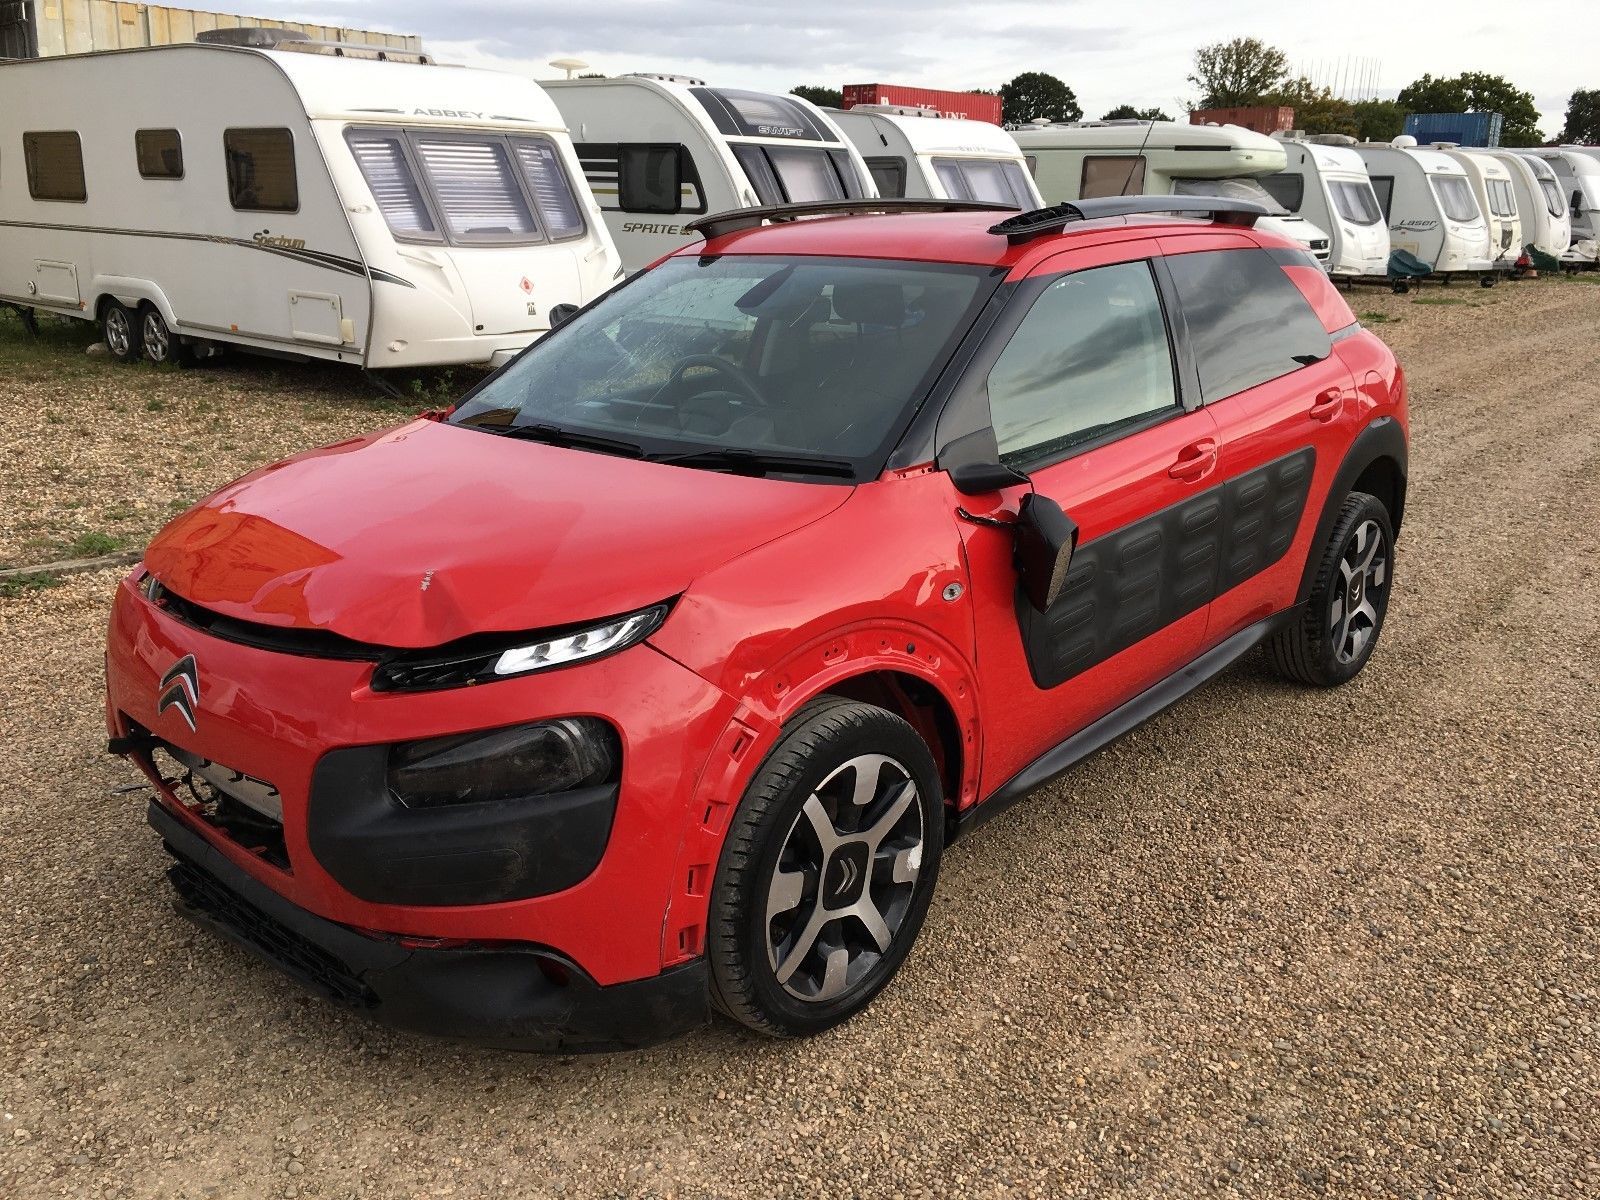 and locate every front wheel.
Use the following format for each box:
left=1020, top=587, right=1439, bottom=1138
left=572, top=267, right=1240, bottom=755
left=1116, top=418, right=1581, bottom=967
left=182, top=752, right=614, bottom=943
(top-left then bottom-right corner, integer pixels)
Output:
left=708, top=698, right=944, bottom=1038
left=102, top=301, right=141, bottom=362
left=1269, top=491, right=1395, bottom=687
left=140, top=306, right=189, bottom=366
